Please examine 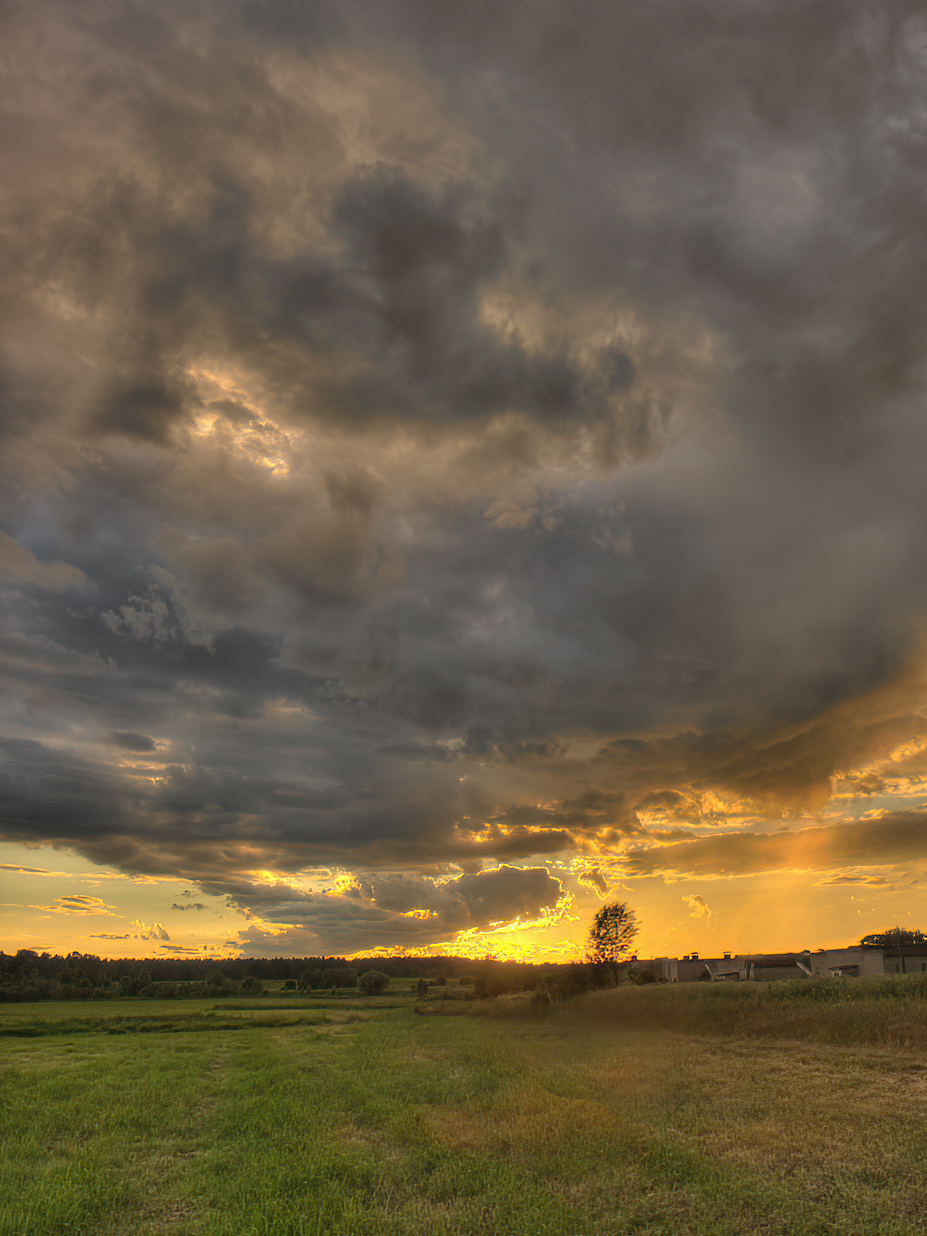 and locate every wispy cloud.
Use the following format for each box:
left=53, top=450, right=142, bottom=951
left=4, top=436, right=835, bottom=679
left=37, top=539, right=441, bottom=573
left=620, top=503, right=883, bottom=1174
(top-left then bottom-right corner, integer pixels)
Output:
left=30, top=895, right=117, bottom=916
left=2, top=865, right=71, bottom=877
left=683, top=894, right=712, bottom=921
